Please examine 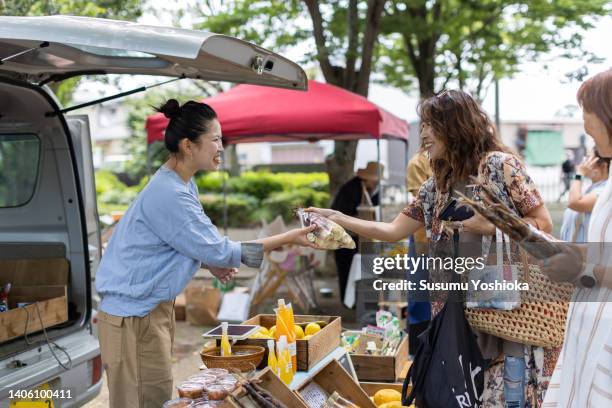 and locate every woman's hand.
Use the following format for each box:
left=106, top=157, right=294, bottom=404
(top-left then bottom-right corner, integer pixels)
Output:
left=304, top=207, right=340, bottom=221
left=208, top=266, right=237, bottom=283
left=285, top=225, right=318, bottom=248
left=450, top=213, right=495, bottom=235
left=539, top=243, right=584, bottom=283
left=576, top=155, right=598, bottom=177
